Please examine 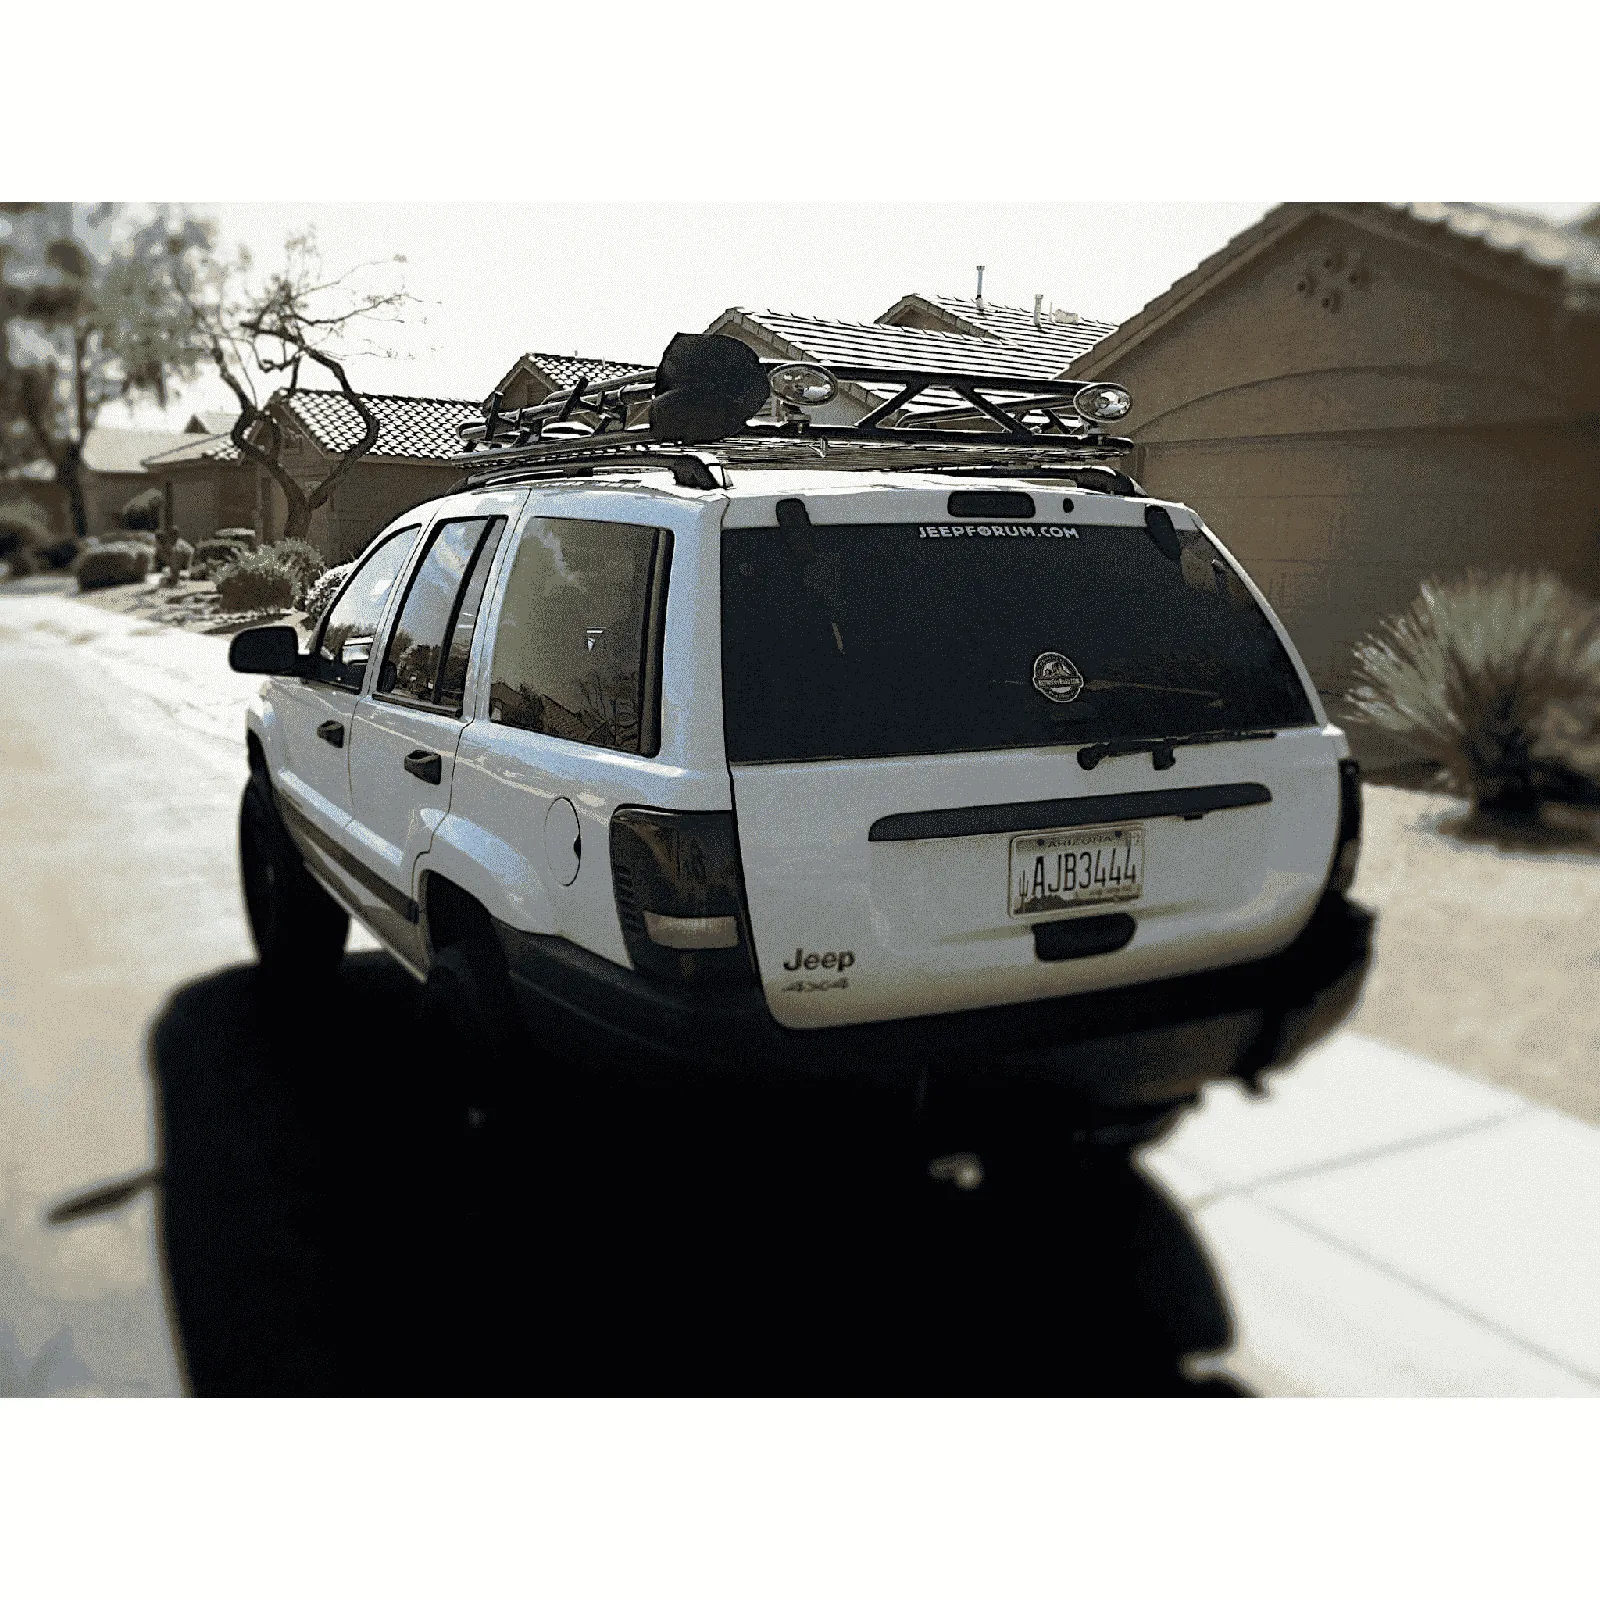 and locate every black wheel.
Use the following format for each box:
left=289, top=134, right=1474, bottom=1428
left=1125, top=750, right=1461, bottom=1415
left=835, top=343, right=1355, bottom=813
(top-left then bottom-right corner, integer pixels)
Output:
left=416, top=940, right=525, bottom=1136
left=239, top=777, right=349, bottom=981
